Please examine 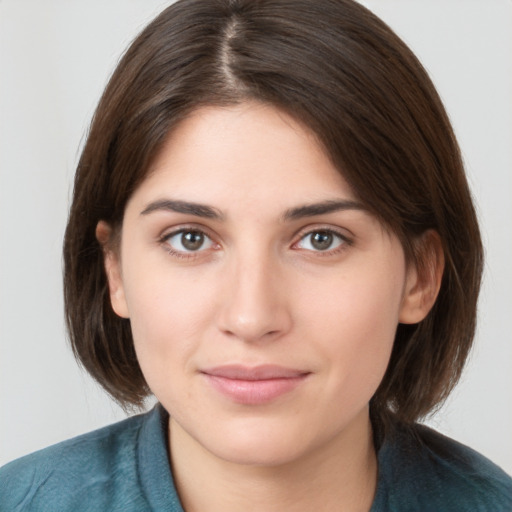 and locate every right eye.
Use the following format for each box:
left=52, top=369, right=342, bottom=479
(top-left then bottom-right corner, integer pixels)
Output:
left=163, top=229, right=215, bottom=254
